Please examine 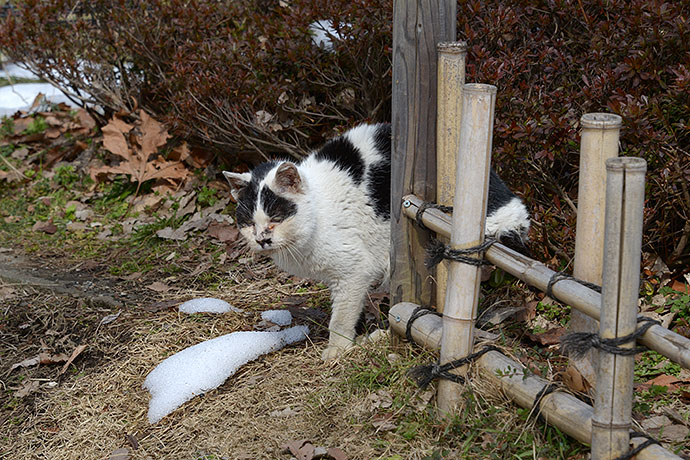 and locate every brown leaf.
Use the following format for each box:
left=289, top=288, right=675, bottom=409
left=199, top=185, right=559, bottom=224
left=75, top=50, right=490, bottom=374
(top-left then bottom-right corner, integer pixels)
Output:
left=39, top=352, right=69, bottom=365
left=169, top=142, right=190, bottom=162
left=371, top=413, right=397, bottom=431
left=15, top=380, right=40, bottom=398
left=671, top=280, right=689, bottom=294
left=143, top=299, right=179, bottom=312
left=146, top=281, right=171, bottom=293
left=139, top=110, right=170, bottom=157
left=515, top=300, right=538, bottom=323
left=644, top=374, right=682, bottom=391
left=32, top=220, right=57, bottom=234
left=563, top=364, right=591, bottom=393
left=59, top=344, right=87, bottom=375
left=12, top=117, right=34, bottom=135
left=282, top=440, right=314, bottom=460
left=327, top=447, right=348, bottom=460
left=525, top=327, right=566, bottom=345
left=108, top=447, right=131, bottom=460
left=102, top=120, right=132, bottom=160
left=10, top=356, right=40, bottom=372
left=75, top=109, right=96, bottom=130
left=207, top=222, right=239, bottom=243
